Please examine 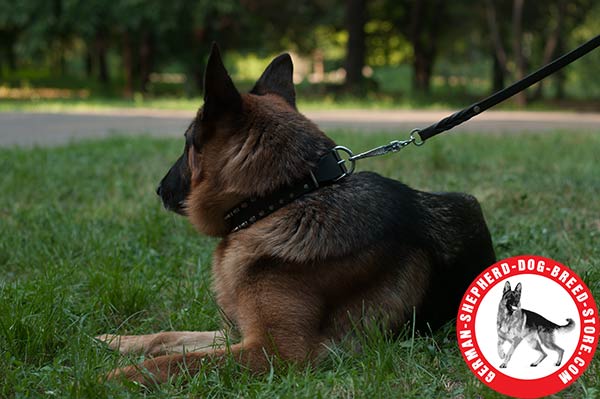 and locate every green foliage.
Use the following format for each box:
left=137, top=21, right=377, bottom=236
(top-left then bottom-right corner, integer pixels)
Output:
left=0, top=0, right=599, bottom=102
left=0, top=132, right=599, bottom=397
left=567, top=3, right=600, bottom=97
